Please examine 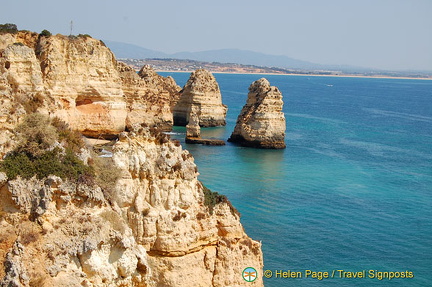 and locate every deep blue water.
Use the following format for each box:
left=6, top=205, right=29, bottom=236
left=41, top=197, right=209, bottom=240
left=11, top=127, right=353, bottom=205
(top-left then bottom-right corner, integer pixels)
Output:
left=161, top=72, right=432, bottom=286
